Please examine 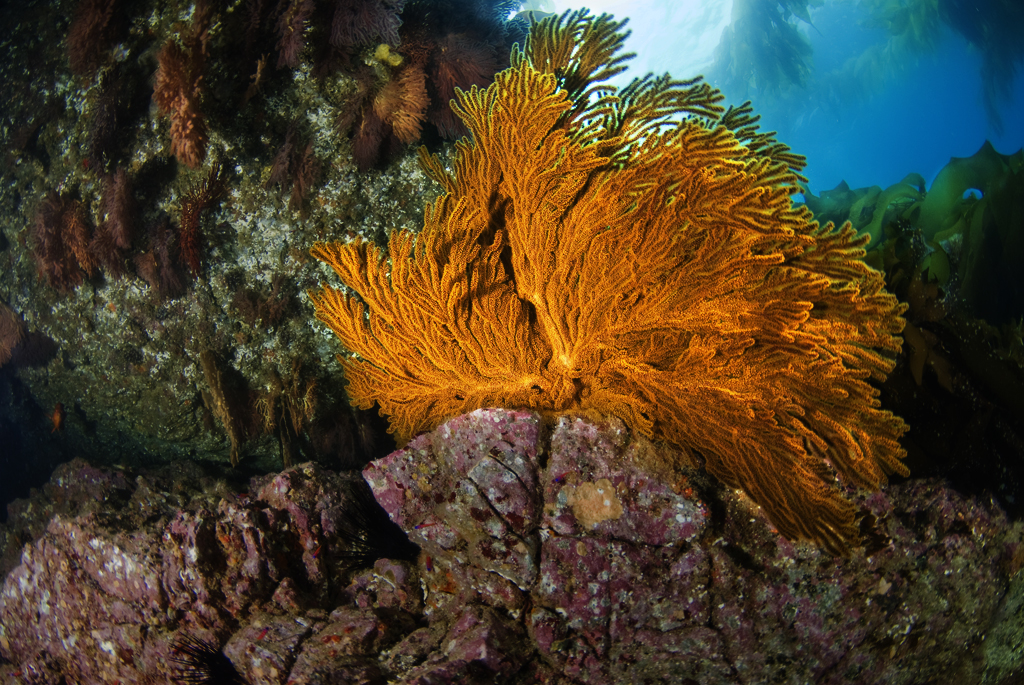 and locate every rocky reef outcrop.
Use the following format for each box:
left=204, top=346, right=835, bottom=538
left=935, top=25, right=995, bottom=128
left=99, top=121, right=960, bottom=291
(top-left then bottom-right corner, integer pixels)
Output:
left=1, top=409, right=1022, bottom=684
